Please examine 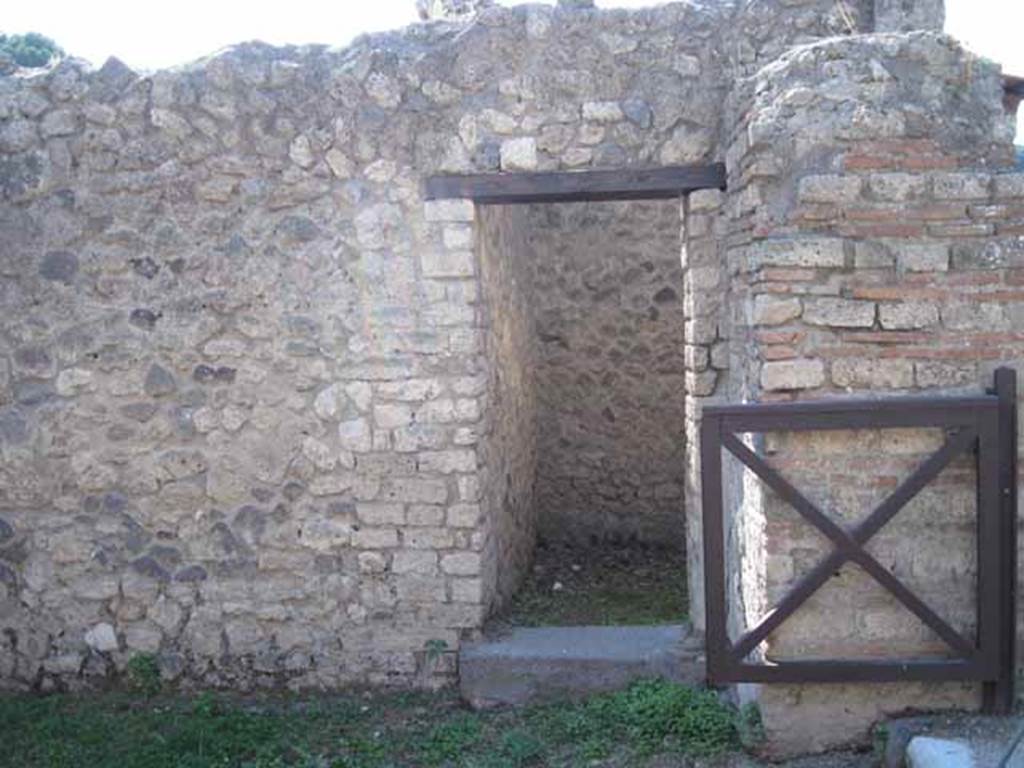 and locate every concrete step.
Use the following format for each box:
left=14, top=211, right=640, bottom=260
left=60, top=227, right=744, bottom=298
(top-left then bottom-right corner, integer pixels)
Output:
left=459, top=623, right=705, bottom=708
